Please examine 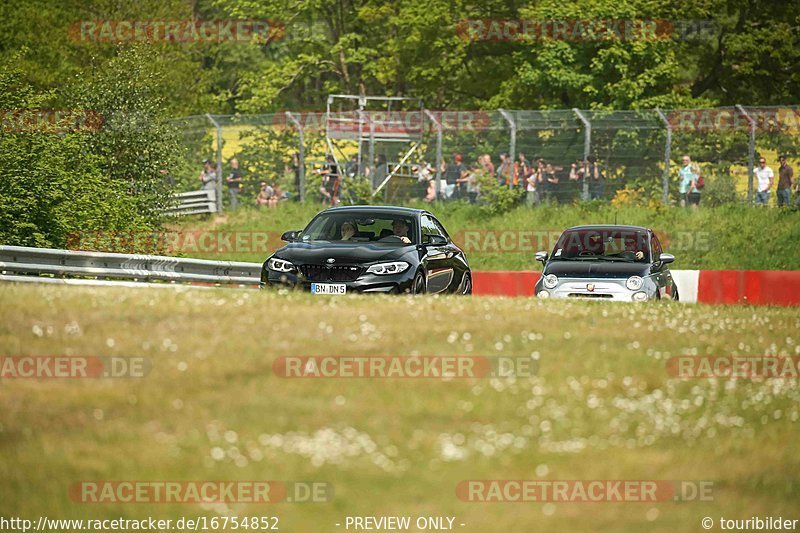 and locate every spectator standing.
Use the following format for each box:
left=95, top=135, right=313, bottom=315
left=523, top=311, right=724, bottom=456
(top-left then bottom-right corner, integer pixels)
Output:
left=496, top=153, right=511, bottom=186
left=526, top=159, right=541, bottom=206
left=678, top=155, right=700, bottom=208
left=226, top=158, right=243, bottom=211
left=445, top=154, right=466, bottom=200
left=586, top=156, right=605, bottom=200
left=479, top=154, right=495, bottom=178
left=318, top=155, right=341, bottom=206
left=754, top=156, right=774, bottom=206
left=542, top=162, right=559, bottom=203
left=199, top=159, right=217, bottom=191
left=777, top=155, right=793, bottom=208
left=345, top=155, right=359, bottom=178
left=517, top=153, right=531, bottom=190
